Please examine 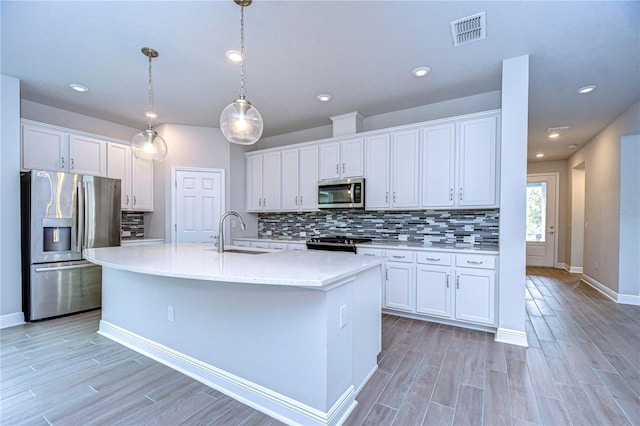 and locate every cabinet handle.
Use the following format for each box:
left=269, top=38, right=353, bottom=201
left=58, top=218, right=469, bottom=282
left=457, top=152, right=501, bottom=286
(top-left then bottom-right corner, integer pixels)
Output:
left=392, top=255, right=405, bottom=259
left=385, top=269, right=389, bottom=281
left=61, top=156, right=65, bottom=169
left=295, top=196, right=298, bottom=206
left=466, top=260, right=484, bottom=265
left=342, top=163, right=345, bottom=174
left=71, top=158, right=75, bottom=169
left=126, top=195, right=130, bottom=206
left=450, top=188, right=453, bottom=201
left=426, top=257, right=441, bottom=261
left=456, top=275, right=460, bottom=289
left=385, top=192, right=389, bottom=203
left=364, top=253, right=376, bottom=257
left=258, top=198, right=262, bottom=207
left=459, top=187, right=463, bottom=201
left=446, top=274, right=450, bottom=288
left=393, top=192, right=397, bottom=203
left=133, top=196, right=137, bottom=206
left=336, top=164, right=339, bottom=174
left=263, top=198, right=266, bottom=207
left=300, top=196, right=303, bottom=206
